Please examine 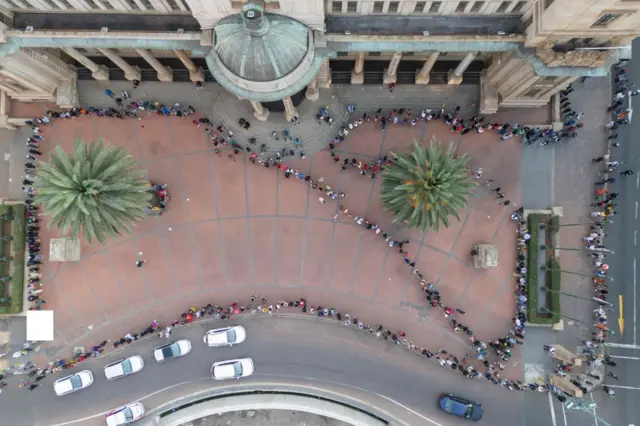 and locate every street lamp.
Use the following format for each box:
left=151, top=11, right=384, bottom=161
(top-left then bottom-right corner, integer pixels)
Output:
left=540, top=286, right=613, bottom=306
left=540, top=245, right=614, bottom=254
left=541, top=265, right=614, bottom=282
left=540, top=307, right=614, bottom=334
left=564, top=398, right=614, bottom=426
